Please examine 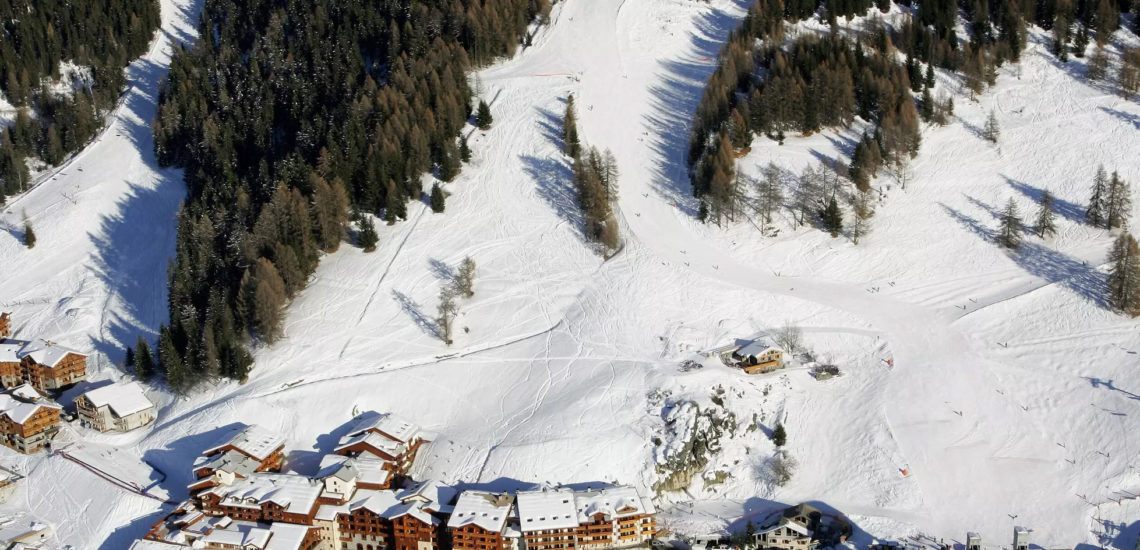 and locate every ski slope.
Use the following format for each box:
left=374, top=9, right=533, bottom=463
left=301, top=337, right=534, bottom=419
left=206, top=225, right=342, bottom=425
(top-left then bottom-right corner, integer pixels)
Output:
left=1, top=0, right=1139, bottom=548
